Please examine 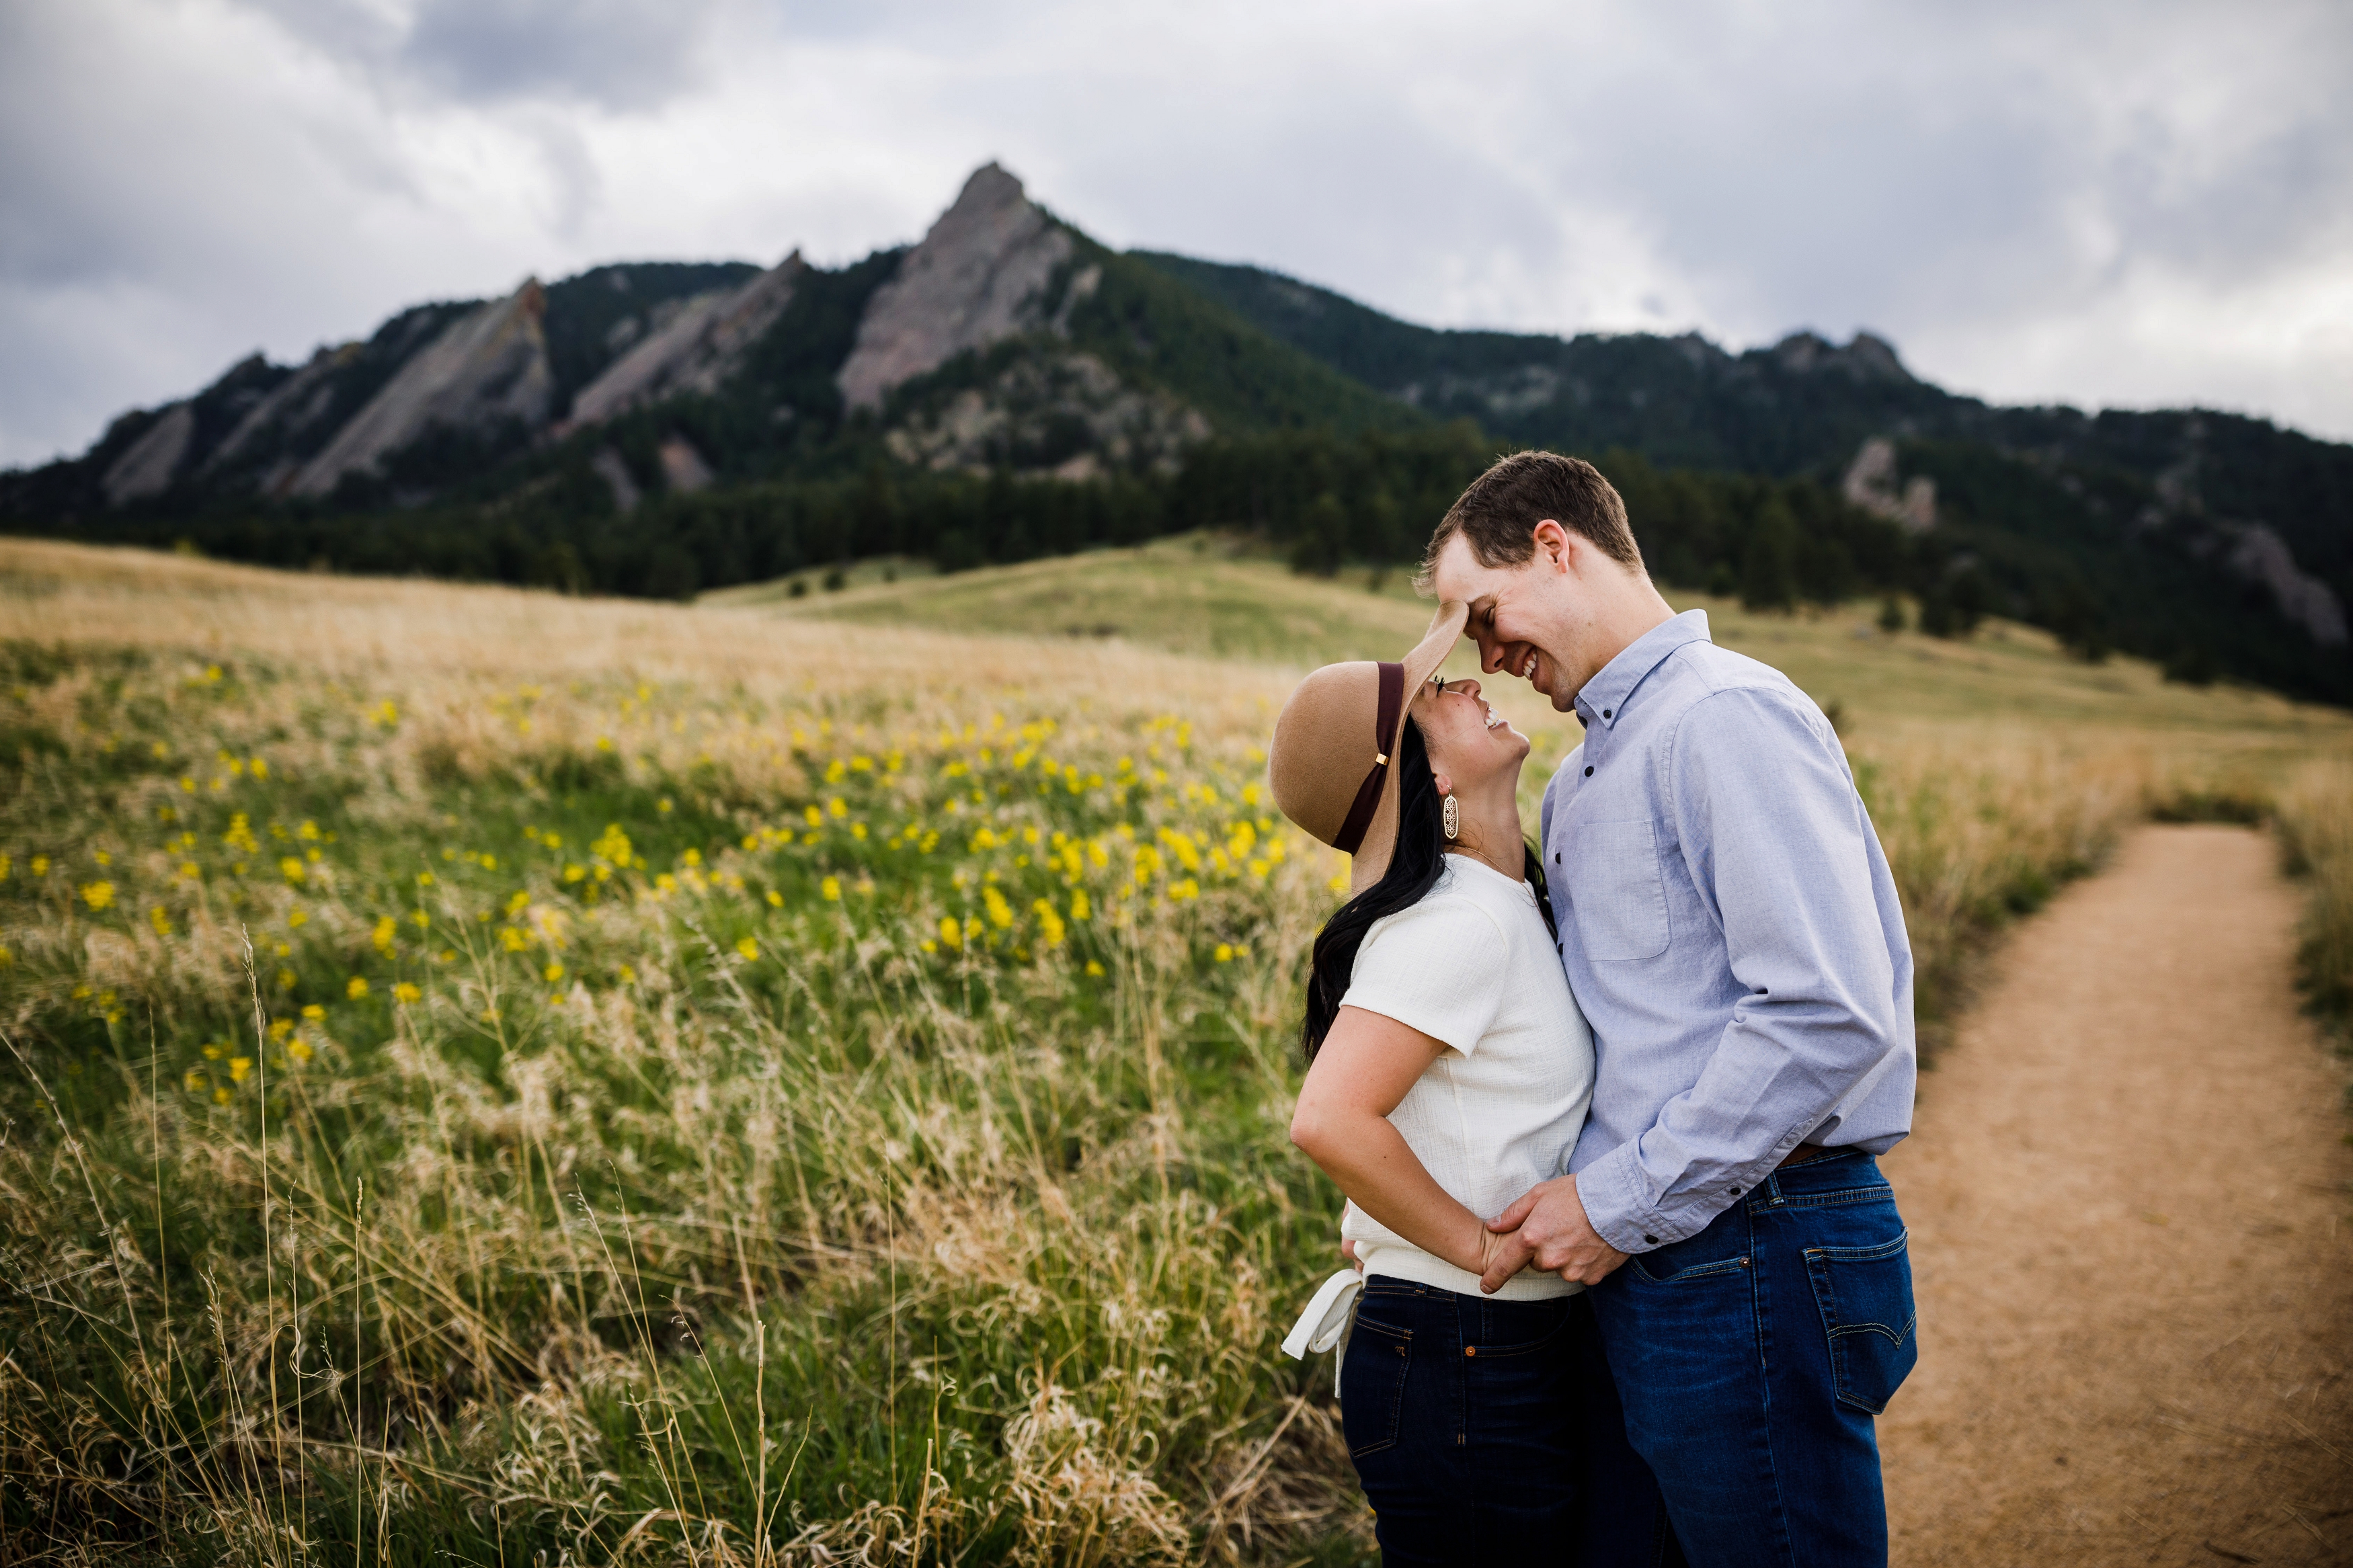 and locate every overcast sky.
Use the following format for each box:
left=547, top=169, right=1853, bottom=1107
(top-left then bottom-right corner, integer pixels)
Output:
left=3, top=0, right=2348, bottom=468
